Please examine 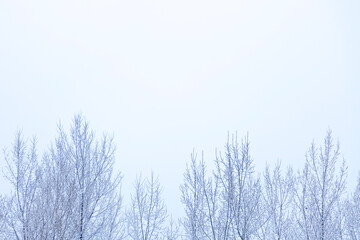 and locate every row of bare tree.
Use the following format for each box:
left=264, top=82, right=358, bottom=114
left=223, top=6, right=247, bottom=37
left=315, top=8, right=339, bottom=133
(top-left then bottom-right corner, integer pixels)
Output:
left=0, top=115, right=359, bottom=240
left=181, top=132, right=359, bottom=240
